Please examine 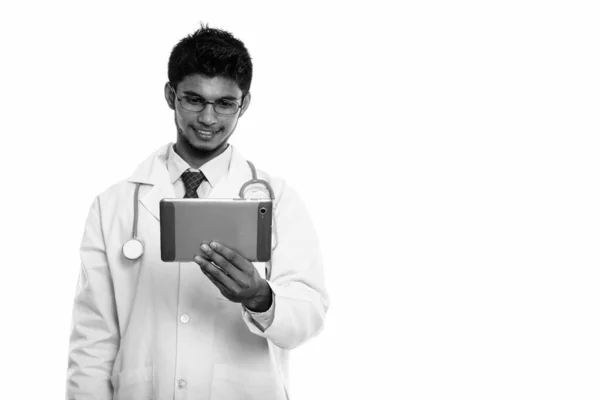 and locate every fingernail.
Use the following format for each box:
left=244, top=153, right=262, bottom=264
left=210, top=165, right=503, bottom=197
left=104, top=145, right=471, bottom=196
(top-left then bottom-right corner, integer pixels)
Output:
left=210, top=242, right=218, bottom=249
left=201, top=244, right=210, bottom=252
